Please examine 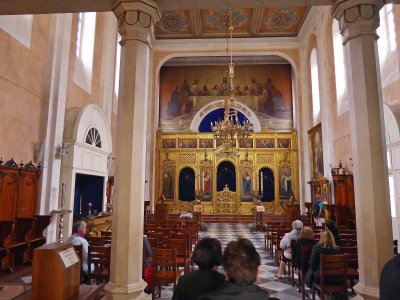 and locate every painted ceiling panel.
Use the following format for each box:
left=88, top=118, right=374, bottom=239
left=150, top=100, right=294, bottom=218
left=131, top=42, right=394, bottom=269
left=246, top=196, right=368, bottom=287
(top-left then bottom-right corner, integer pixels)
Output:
left=259, top=7, right=309, bottom=36
left=155, top=7, right=309, bottom=39
left=201, top=8, right=250, bottom=35
left=155, top=9, right=193, bottom=37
